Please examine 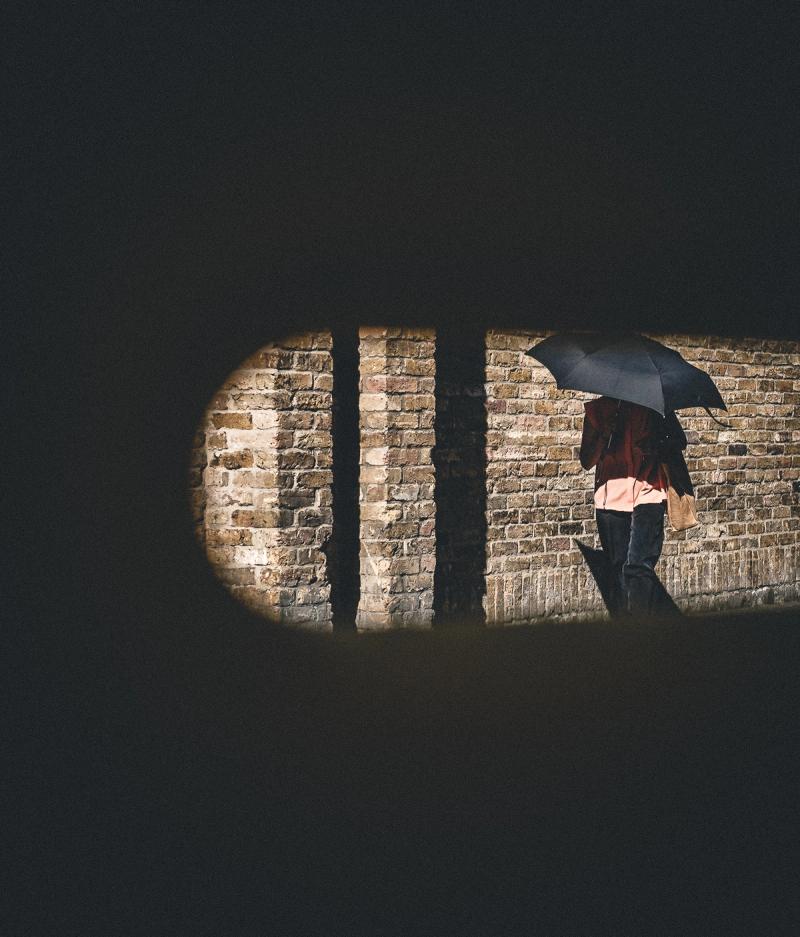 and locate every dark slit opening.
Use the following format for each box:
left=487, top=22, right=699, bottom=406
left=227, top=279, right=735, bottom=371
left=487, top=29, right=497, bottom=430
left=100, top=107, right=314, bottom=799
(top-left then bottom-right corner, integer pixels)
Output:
left=329, top=326, right=360, bottom=630
left=433, top=326, right=488, bottom=626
